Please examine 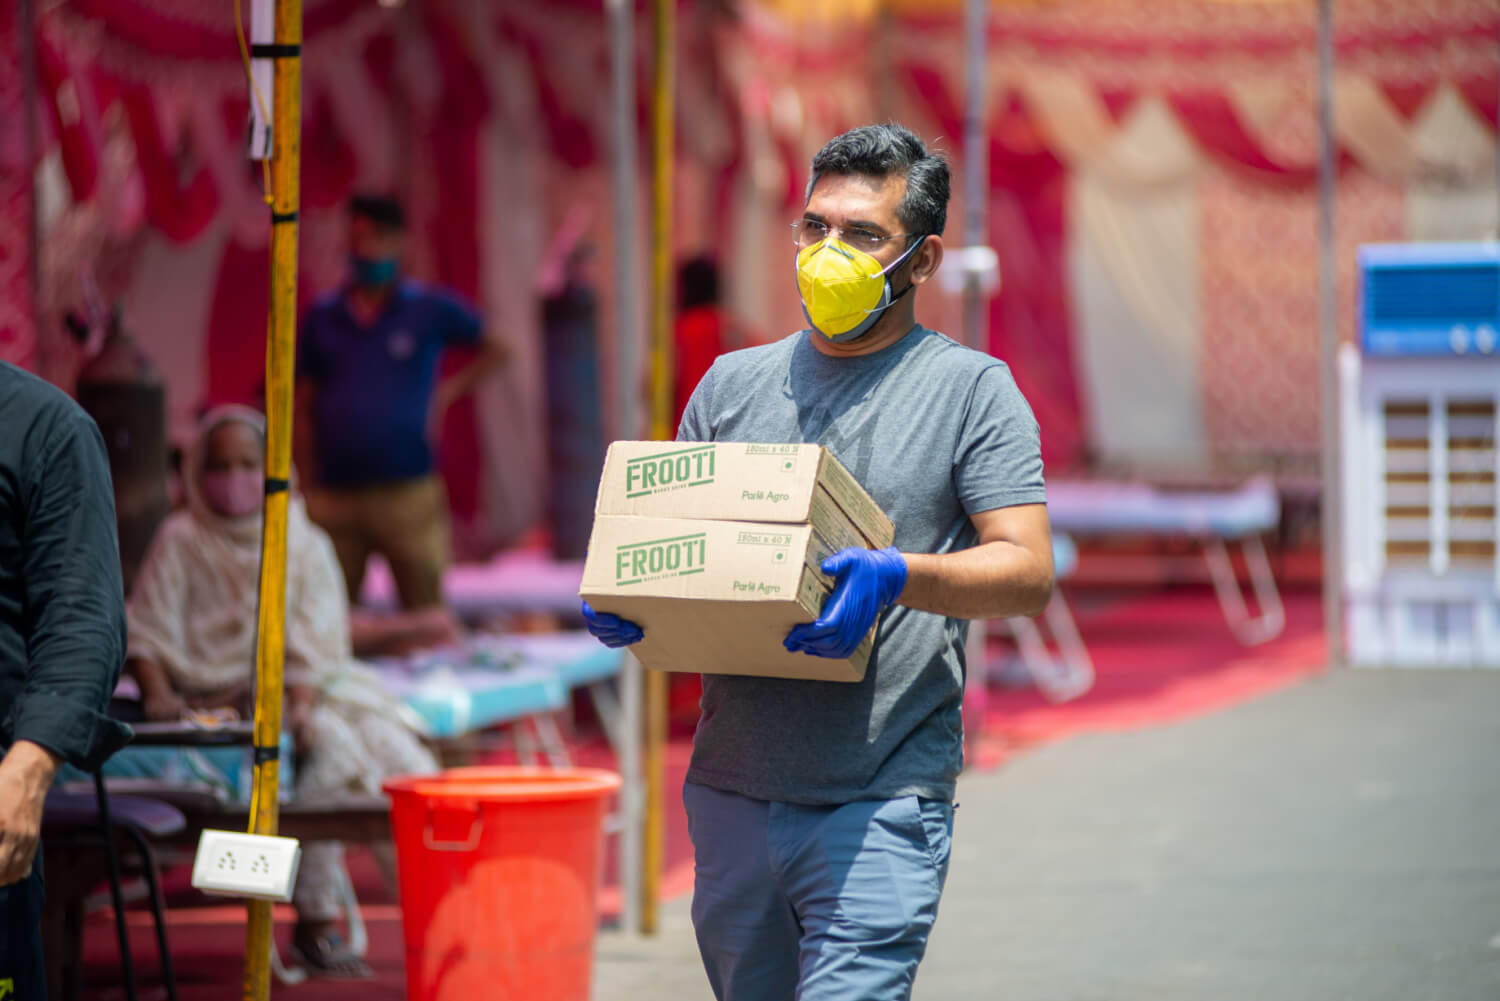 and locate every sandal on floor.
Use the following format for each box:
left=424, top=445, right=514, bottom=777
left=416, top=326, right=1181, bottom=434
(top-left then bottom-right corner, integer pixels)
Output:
left=291, top=928, right=373, bottom=979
